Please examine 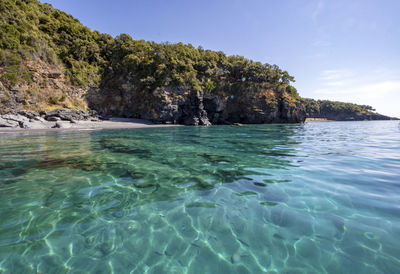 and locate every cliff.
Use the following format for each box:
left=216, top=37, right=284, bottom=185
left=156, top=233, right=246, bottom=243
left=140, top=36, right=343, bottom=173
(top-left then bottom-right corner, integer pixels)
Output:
left=86, top=82, right=305, bottom=125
